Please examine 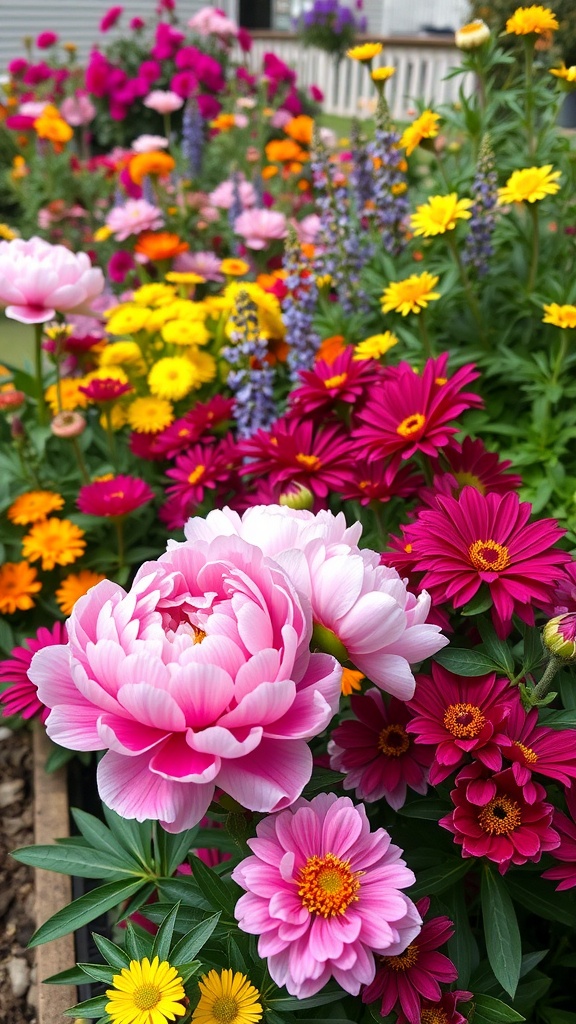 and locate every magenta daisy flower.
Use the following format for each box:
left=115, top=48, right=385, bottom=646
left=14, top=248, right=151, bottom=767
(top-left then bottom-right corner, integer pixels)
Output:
left=403, top=487, right=569, bottom=637
left=406, top=664, right=516, bottom=785
left=542, top=786, right=576, bottom=890
left=164, top=437, right=239, bottom=526
left=439, top=764, right=559, bottom=874
left=362, top=896, right=458, bottom=1024
left=239, top=416, right=354, bottom=498
left=502, top=702, right=576, bottom=800
left=340, top=457, right=422, bottom=506
left=155, top=397, right=235, bottom=459
left=420, top=436, right=522, bottom=508
left=396, top=990, right=473, bottom=1024
left=79, top=377, right=134, bottom=402
left=232, top=793, right=422, bottom=999
left=77, top=475, right=154, bottom=517
left=353, top=354, right=482, bottom=462
left=549, top=558, right=576, bottom=614
left=0, top=622, right=68, bottom=722
left=289, top=348, right=383, bottom=417
left=329, top=689, right=434, bottom=809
